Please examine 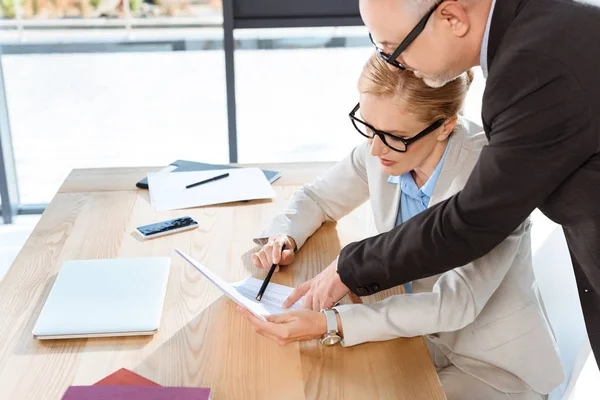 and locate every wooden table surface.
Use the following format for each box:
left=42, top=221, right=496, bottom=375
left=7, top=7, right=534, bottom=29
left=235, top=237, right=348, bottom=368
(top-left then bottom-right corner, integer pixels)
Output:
left=0, top=164, right=445, bottom=400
